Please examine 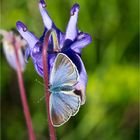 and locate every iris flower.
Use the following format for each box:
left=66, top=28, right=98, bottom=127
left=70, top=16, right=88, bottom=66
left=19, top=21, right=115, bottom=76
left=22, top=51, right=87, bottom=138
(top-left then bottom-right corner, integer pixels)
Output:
left=16, top=0, right=92, bottom=105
